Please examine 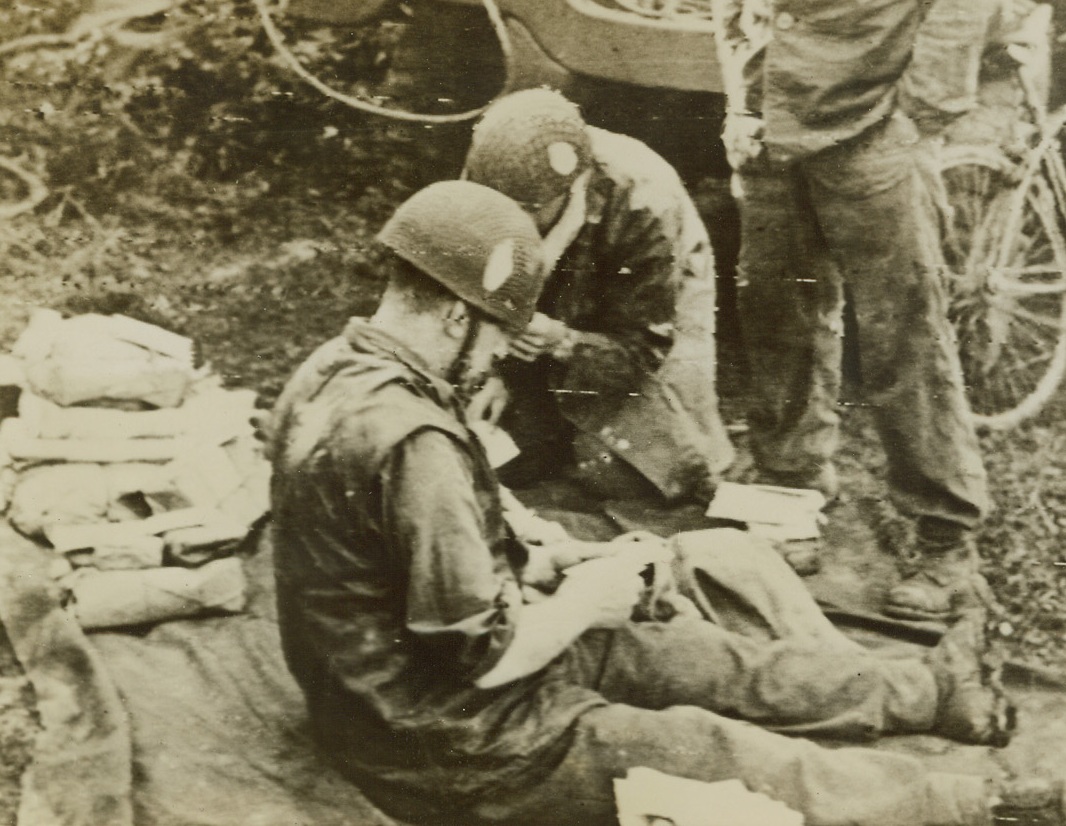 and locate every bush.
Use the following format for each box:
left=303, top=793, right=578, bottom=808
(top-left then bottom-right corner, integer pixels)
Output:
left=0, top=0, right=420, bottom=212
left=0, top=0, right=465, bottom=392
